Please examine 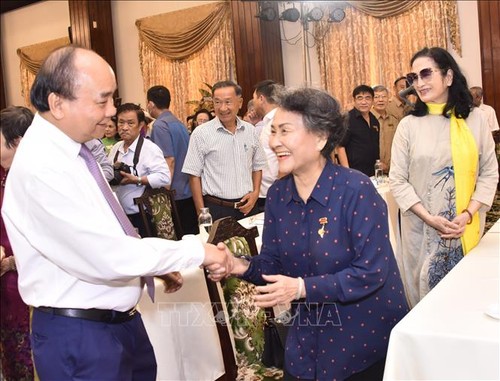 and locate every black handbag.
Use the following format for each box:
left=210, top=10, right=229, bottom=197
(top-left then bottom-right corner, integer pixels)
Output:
left=261, top=316, right=288, bottom=369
